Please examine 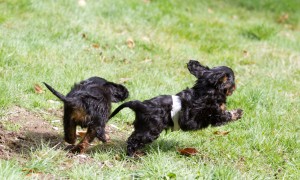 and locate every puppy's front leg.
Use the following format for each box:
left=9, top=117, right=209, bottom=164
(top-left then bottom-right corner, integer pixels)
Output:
left=229, top=109, right=243, bottom=121
left=127, top=129, right=163, bottom=157
left=96, top=125, right=108, bottom=143
left=63, top=116, right=77, bottom=144
left=212, top=108, right=243, bottom=126
left=178, top=106, right=206, bottom=131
